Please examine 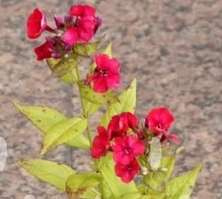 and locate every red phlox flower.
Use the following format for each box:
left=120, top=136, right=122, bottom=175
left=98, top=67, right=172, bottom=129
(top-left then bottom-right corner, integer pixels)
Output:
left=89, top=54, right=120, bottom=93
left=112, top=135, right=145, bottom=165
left=27, top=8, right=47, bottom=39
left=69, top=4, right=96, bottom=17
left=115, top=159, right=140, bottom=183
left=108, top=112, right=138, bottom=139
left=28, top=4, right=101, bottom=61
left=91, top=126, right=110, bottom=159
left=145, top=107, right=180, bottom=144
left=145, top=107, right=174, bottom=135
left=63, top=4, right=101, bottom=45
left=34, top=36, right=69, bottom=60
